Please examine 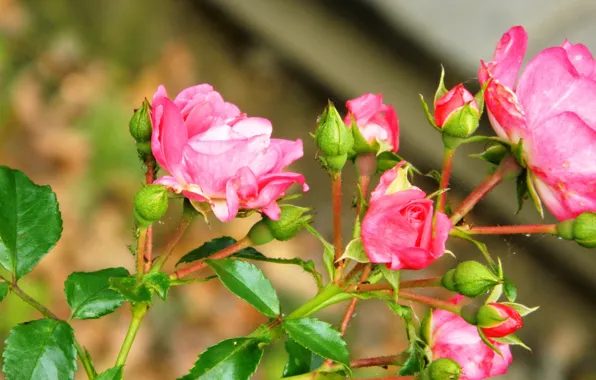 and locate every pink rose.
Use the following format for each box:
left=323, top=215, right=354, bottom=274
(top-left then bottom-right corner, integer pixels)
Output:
left=431, top=297, right=512, bottom=380
left=150, top=84, right=308, bottom=222
left=360, top=163, right=451, bottom=270
left=479, top=26, right=596, bottom=220
left=479, top=303, right=523, bottom=339
left=344, top=93, right=399, bottom=152
left=434, top=84, right=479, bottom=128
